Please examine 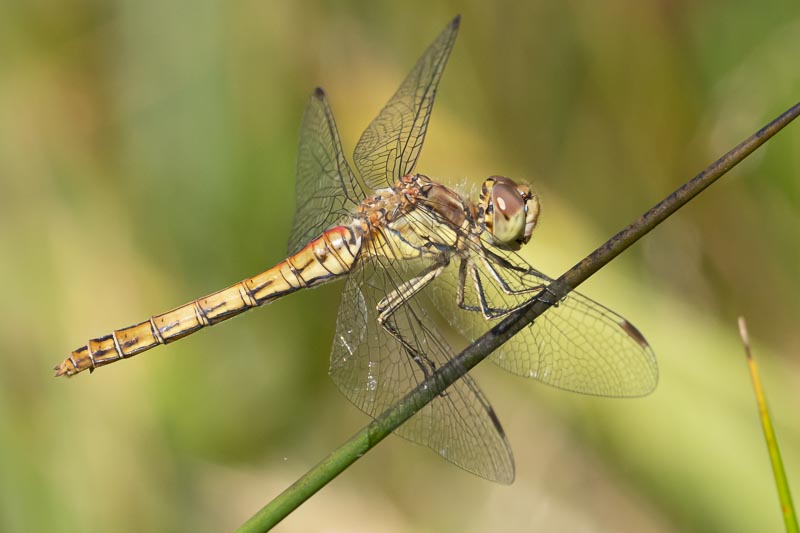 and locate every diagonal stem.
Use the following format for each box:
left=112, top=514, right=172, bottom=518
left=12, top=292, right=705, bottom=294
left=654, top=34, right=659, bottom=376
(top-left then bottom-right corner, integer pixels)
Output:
left=235, top=100, right=800, bottom=533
